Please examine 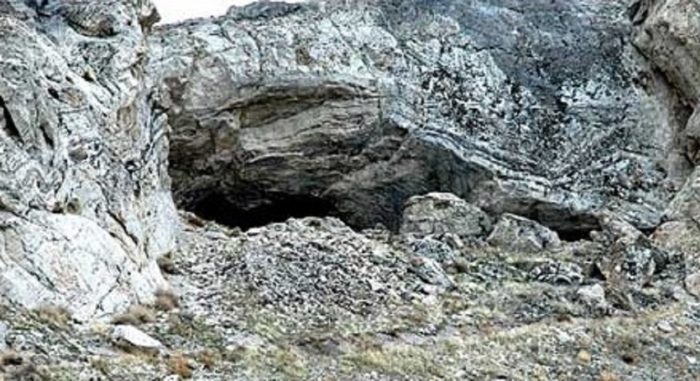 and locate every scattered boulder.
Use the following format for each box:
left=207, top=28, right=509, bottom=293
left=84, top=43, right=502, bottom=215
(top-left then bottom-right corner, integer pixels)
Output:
left=400, top=193, right=492, bottom=241
left=576, top=284, right=609, bottom=311
left=111, top=325, right=163, bottom=354
left=487, top=214, right=561, bottom=253
left=685, top=272, right=700, bottom=299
